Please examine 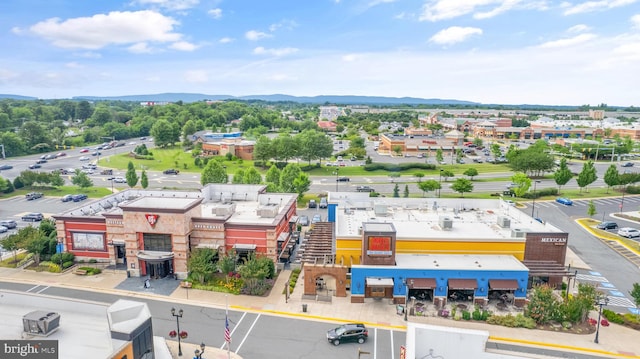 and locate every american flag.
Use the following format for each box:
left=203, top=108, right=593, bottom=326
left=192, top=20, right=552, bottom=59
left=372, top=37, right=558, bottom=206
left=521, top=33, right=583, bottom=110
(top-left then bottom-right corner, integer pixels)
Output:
left=224, top=315, right=231, bottom=343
